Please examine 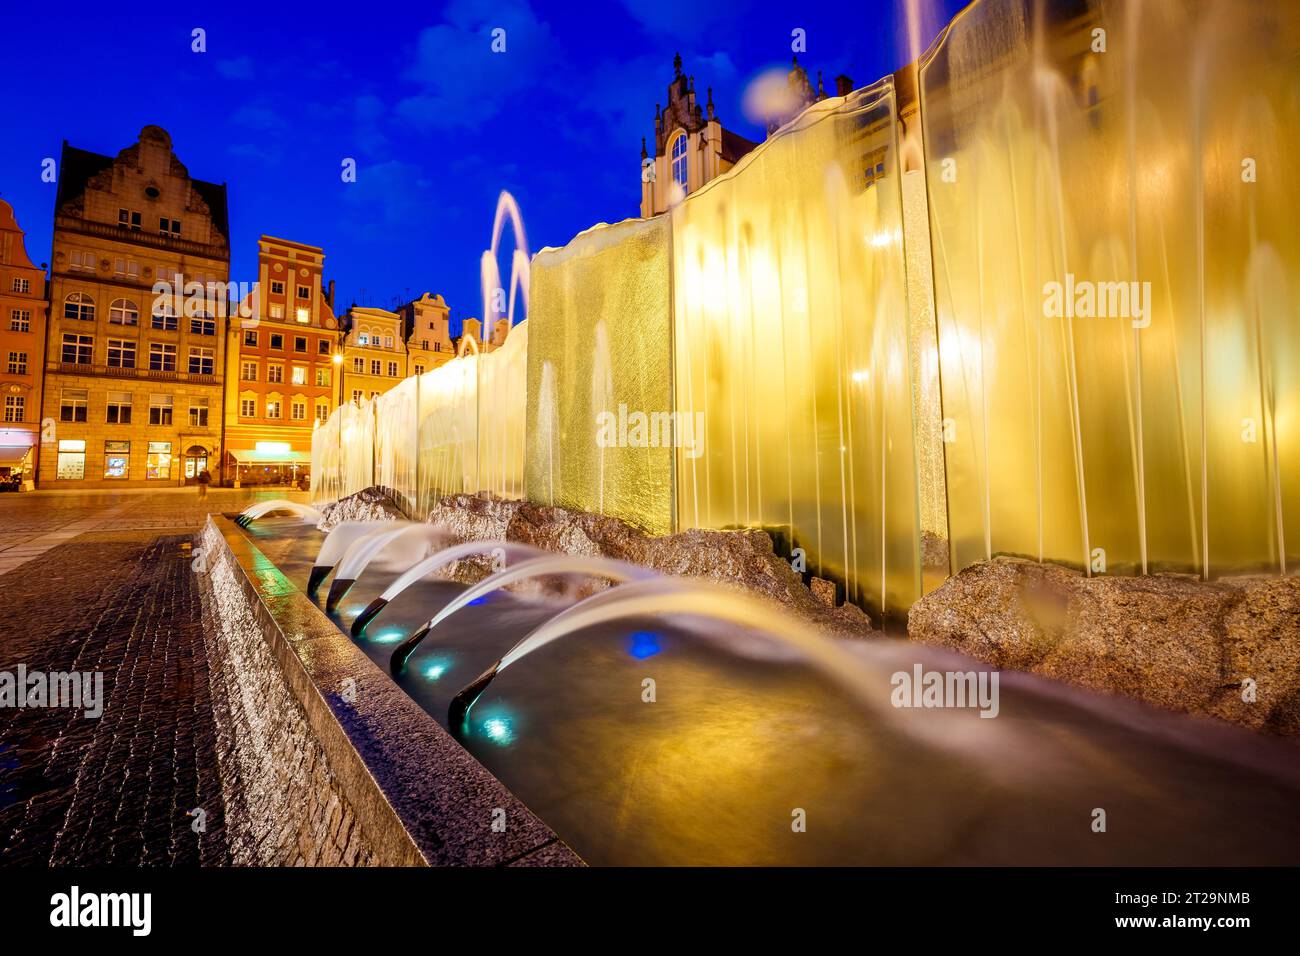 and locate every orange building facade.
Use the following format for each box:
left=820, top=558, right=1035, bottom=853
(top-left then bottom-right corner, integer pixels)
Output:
left=0, top=199, right=48, bottom=488
left=222, top=236, right=340, bottom=486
